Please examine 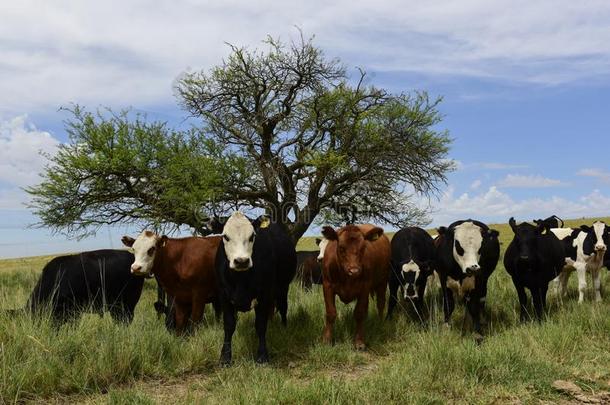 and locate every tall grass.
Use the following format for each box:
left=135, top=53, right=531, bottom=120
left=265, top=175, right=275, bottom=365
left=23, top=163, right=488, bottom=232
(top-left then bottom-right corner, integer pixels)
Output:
left=0, top=218, right=609, bottom=403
